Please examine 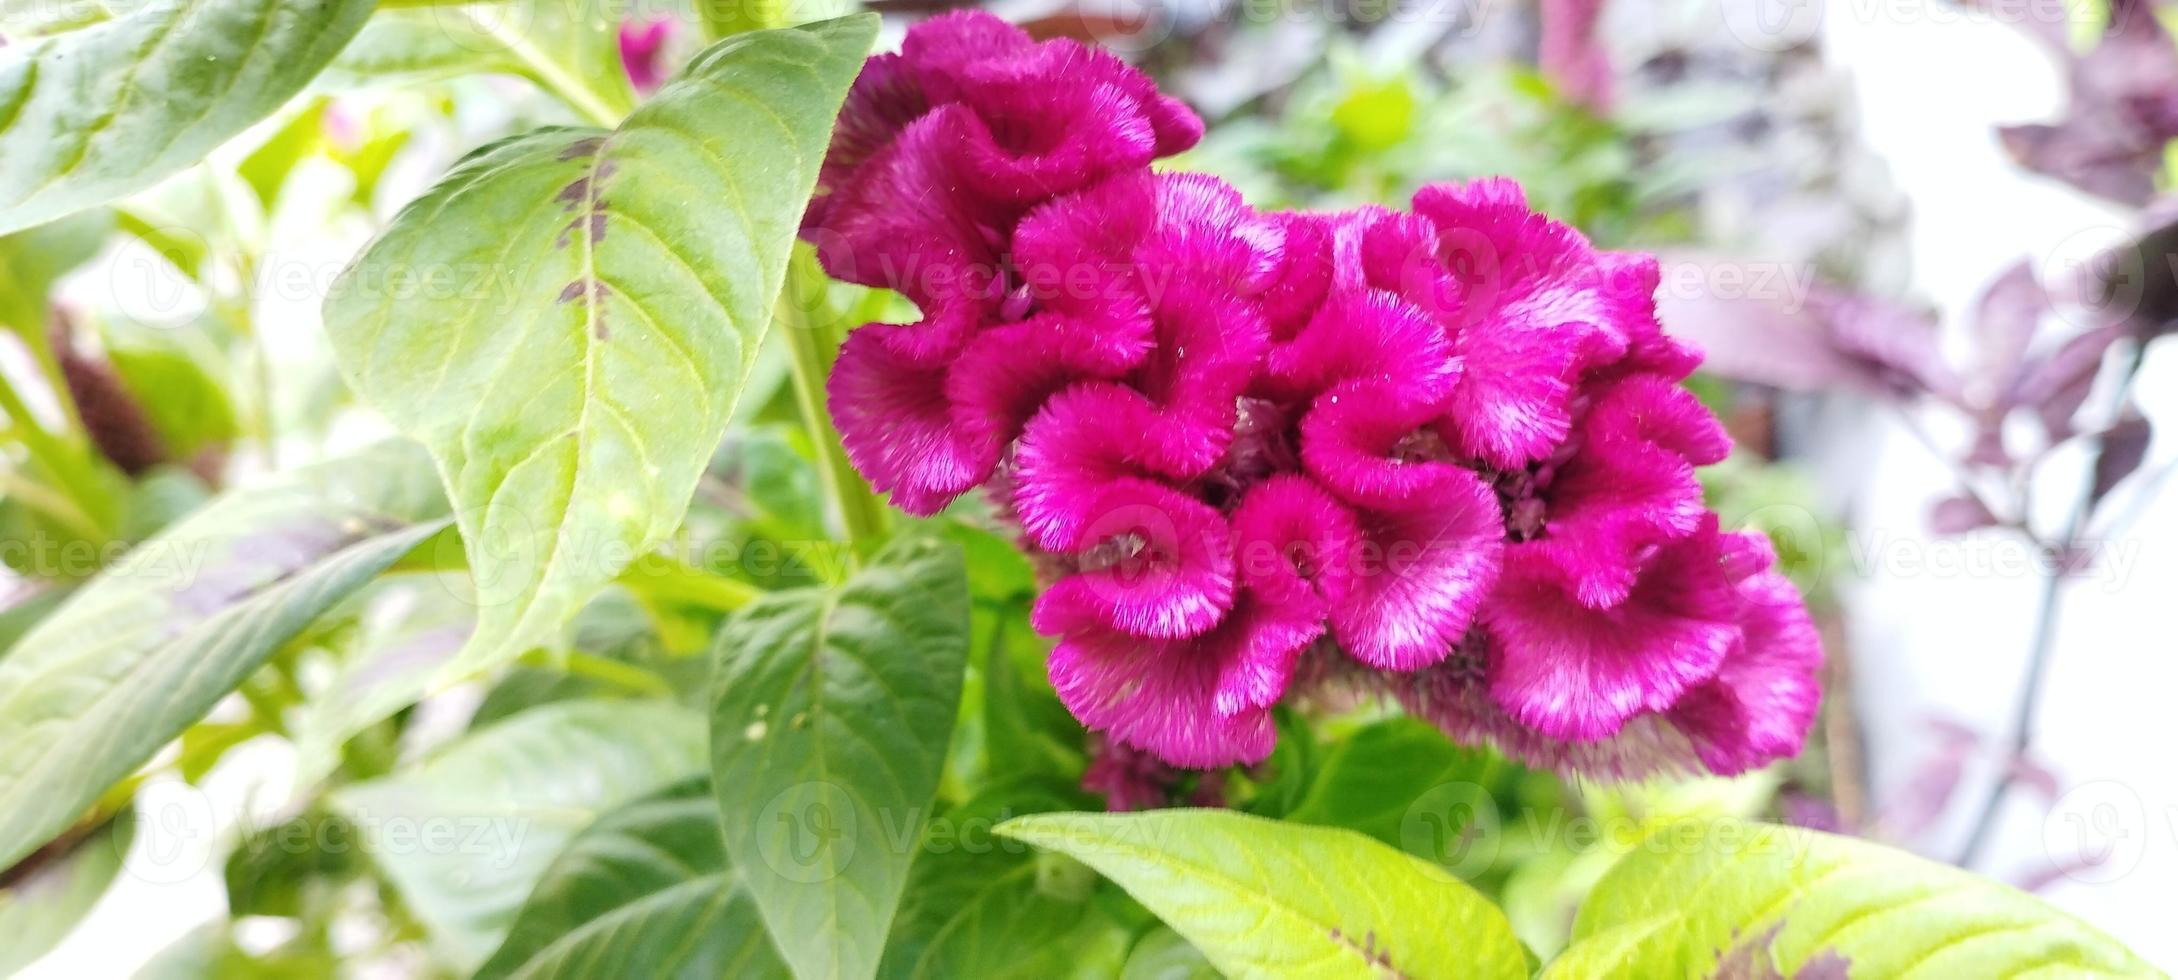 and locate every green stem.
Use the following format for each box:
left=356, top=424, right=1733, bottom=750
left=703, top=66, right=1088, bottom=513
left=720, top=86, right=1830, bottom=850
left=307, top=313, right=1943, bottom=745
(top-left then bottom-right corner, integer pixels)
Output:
left=461, top=11, right=633, bottom=128
left=616, top=552, right=764, bottom=613
left=557, top=651, right=675, bottom=697
left=778, top=252, right=889, bottom=568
